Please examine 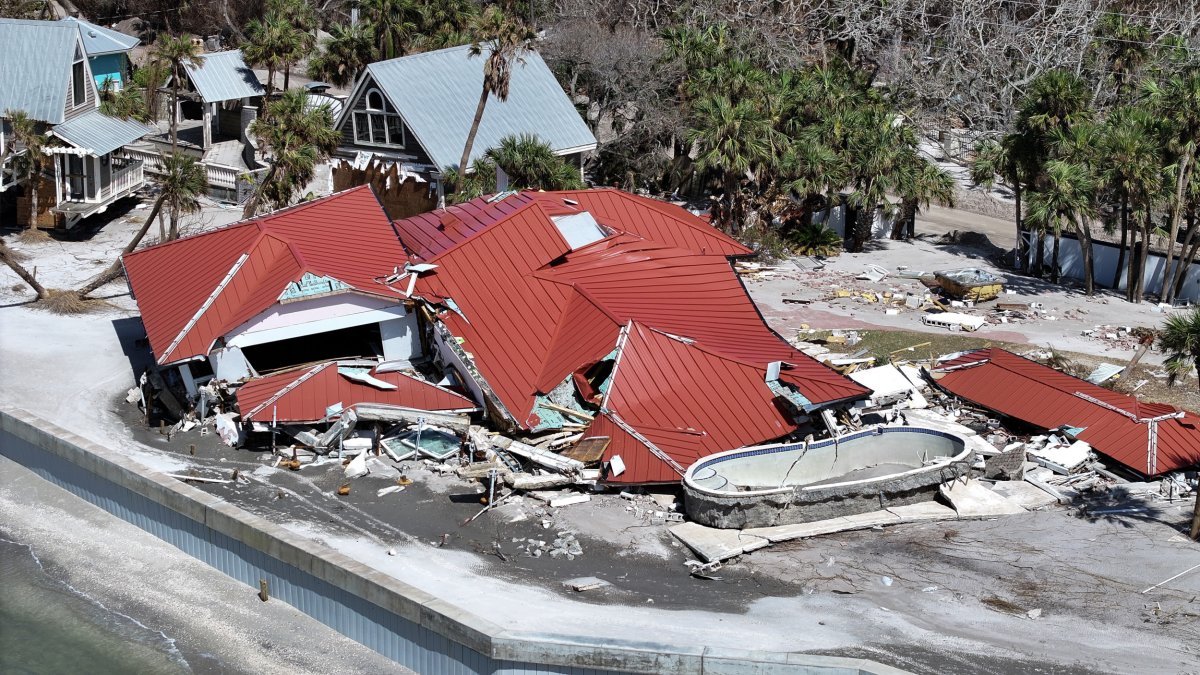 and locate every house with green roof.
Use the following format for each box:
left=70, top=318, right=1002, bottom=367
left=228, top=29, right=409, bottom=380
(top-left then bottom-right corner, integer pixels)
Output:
left=0, top=18, right=149, bottom=228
